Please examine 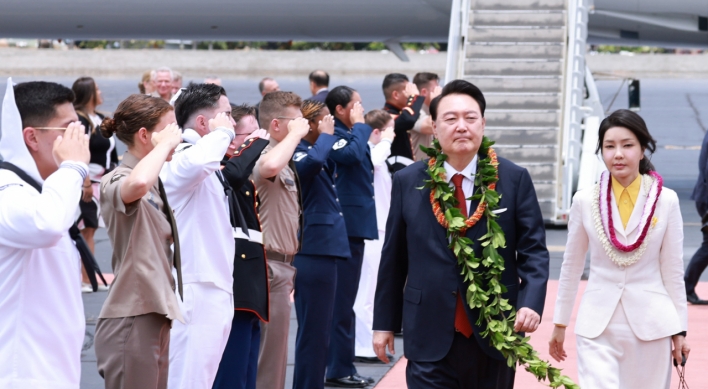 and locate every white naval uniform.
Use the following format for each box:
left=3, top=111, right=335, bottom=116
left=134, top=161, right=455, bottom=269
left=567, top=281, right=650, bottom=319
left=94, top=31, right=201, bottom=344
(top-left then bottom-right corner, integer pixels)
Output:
left=354, top=139, right=392, bottom=357
left=161, top=127, right=236, bottom=389
left=0, top=80, right=87, bottom=389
